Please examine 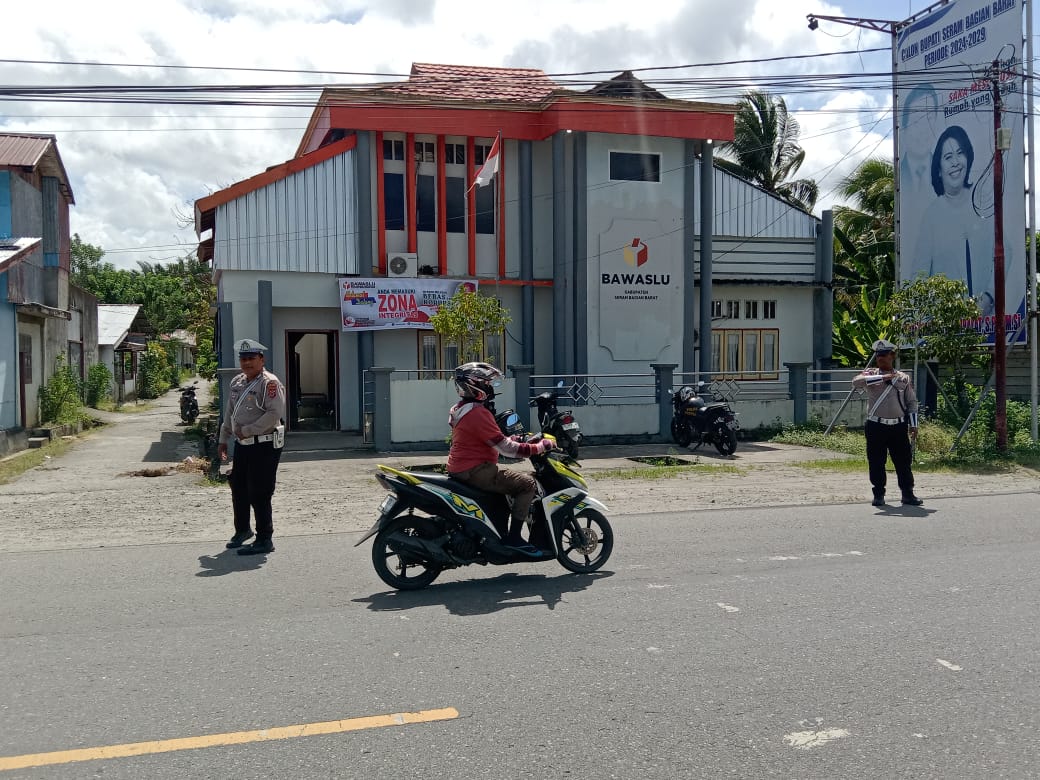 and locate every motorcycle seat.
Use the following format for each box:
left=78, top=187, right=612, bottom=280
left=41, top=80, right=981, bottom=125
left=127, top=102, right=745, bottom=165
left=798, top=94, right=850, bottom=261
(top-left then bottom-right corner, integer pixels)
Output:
left=408, top=472, right=495, bottom=503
